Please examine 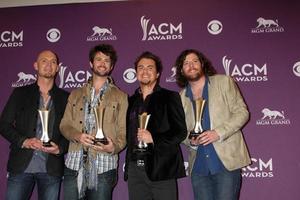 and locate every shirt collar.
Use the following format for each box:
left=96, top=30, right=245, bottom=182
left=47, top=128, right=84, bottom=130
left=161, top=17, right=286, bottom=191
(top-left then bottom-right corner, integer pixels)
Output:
left=134, top=84, right=161, bottom=96
left=185, top=76, right=210, bottom=100
left=33, top=81, right=58, bottom=96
